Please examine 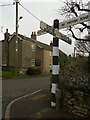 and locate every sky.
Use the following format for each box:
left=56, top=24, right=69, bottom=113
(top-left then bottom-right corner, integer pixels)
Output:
left=0, top=0, right=89, bottom=55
